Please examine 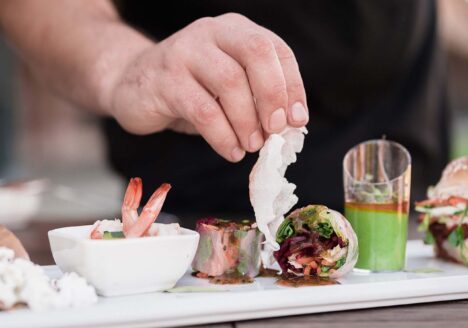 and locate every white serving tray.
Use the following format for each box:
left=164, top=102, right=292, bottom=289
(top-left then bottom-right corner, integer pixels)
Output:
left=3, top=240, right=468, bottom=328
